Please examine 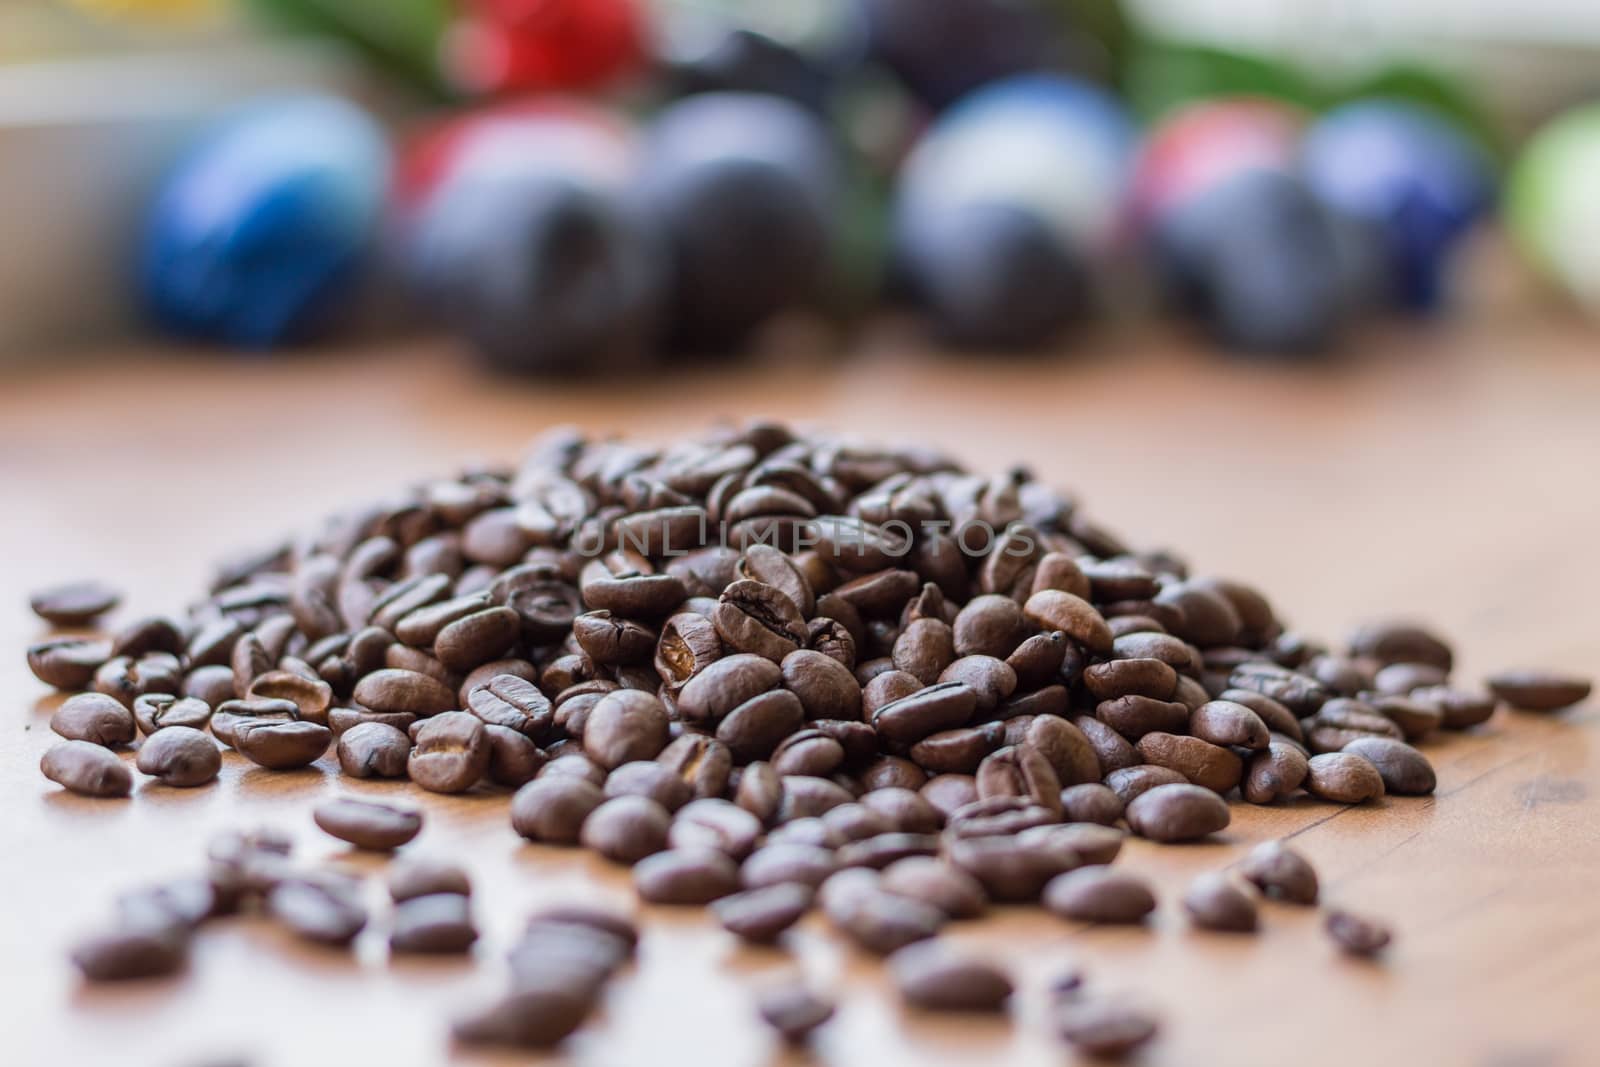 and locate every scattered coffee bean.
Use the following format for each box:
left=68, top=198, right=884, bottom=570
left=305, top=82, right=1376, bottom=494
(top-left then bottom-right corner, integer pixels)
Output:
left=1486, top=670, right=1591, bottom=712
left=1125, top=783, right=1230, bottom=842
left=69, top=924, right=186, bottom=982
left=511, top=777, right=604, bottom=845
left=1055, top=998, right=1159, bottom=1058
left=313, top=797, right=423, bottom=850
left=581, top=795, right=671, bottom=864
left=879, top=856, right=988, bottom=919
left=336, top=722, right=412, bottom=779
left=391, top=893, right=478, bottom=954
left=388, top=857, right=471, bottom=902
left=27, top=636, right=112, bottom=690
left=453, top=986, right=595, bottom=1050
left=1243, top=741, right=1310, bottom=804
left=712, top=883, right=813, bottom=942
left=1324, top=908, right=1393, bottom=956
left=890, top=940, right=1012, bottom=1012
left=1237, top=841, right=1319, bottom=904
left=1341, top=737, right=1436, bottom=796
left=50, top=693, right=136, bottom=747
left=757, top=983, right=834, bottom=1044
left=267, top=874, right=367, bottom=946
left=1043, top=868, right=1156, bottom=924
left=408, top=712, right=490, bottom=793
left=135, top=726, right=221, bottom=787
left=1183, top=872, right=1258, bottom=933
left=30, top=580, right=121, bottom=626
left=633, top=847, right=740, bottom=905
left=1304, top=752, right=1386, bottom=804
left=132, top=693, right=213, bottom=735
left=41, top=740, right=132, bottom=798
left=1059, top=783, right=1124, bottom=826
